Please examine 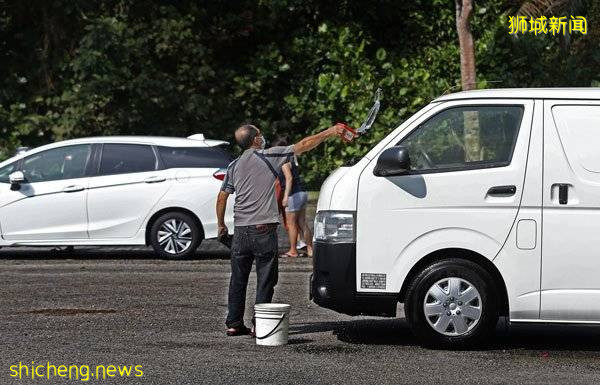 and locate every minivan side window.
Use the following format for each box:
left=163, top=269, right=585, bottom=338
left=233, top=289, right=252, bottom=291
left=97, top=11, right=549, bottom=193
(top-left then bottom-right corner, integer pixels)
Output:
left=157, top=146, right=233, bottom=169
left=398, top=105, right=524, bottom=173
left=0, top=162, right=16, bottom=184
left=21, top=145, right=92, bottom=183
left=99, top=144, right=158, bottom=176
